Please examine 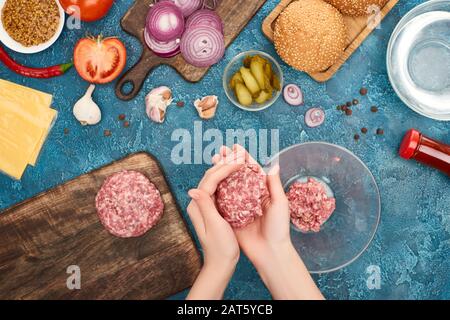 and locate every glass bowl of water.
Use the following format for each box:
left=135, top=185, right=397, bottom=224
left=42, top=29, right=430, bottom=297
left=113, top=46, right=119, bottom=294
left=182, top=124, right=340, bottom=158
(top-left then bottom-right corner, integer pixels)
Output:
left=265, top=142, right=381, bottom=273
left=387, top=0, right=450, bottom=121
